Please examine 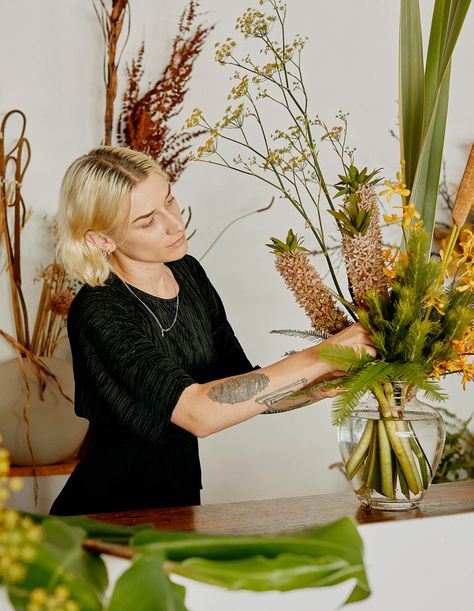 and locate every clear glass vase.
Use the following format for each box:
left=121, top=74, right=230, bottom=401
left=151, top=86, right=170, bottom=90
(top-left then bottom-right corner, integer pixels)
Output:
left=337, top=382, right=446, bottom=510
